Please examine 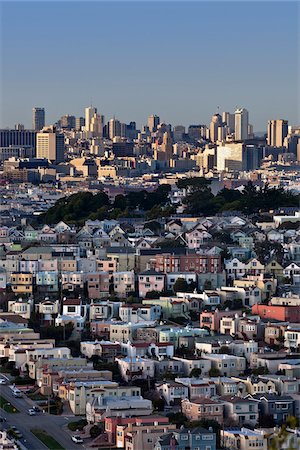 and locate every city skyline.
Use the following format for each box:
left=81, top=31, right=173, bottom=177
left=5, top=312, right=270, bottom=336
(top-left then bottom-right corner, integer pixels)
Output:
left=1, top=1, right=299, bottom=129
